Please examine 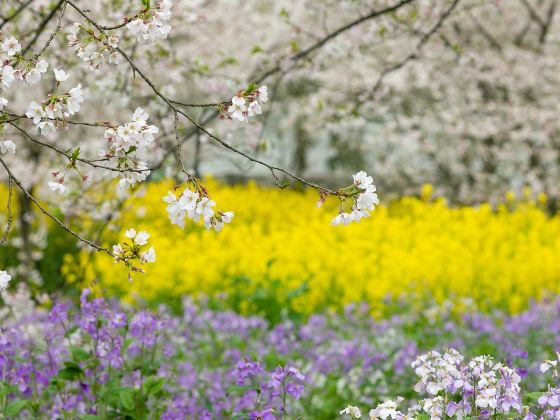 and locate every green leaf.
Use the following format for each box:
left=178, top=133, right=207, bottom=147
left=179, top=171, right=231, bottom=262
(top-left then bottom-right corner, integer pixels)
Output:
left=82, top=416, right=101, bottom=420
left=244, top=83, right=258, bottom=96
left=416, top=414, right=430, bottom=420
left=525, top=391, right=545, bottom=400
left=119, top=389, right=136, bottom=411
left=70, top=347, right=90, bottom=362
left=56, top=366, right=83, bottom=381
left=142, top=377, right=165, bottom=396
left=6, top=400, right=29, bottom=417
left=70, top=147, right=80, bottom=164
left=63, top=360, right=81, bottom=369
left=64, top=325, right=79, bottom=338
left=225, top=384, right=260, bottom=396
